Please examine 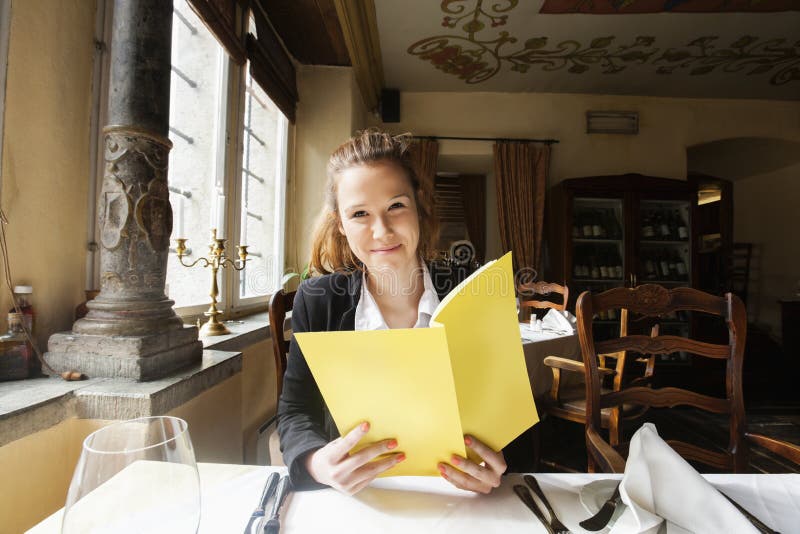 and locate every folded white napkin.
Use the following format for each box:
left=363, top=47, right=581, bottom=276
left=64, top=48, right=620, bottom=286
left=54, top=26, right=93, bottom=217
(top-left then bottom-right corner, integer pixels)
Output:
left=609, top=423, right=758, bottom=534
left=540, top=309, right=576, bottom=333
